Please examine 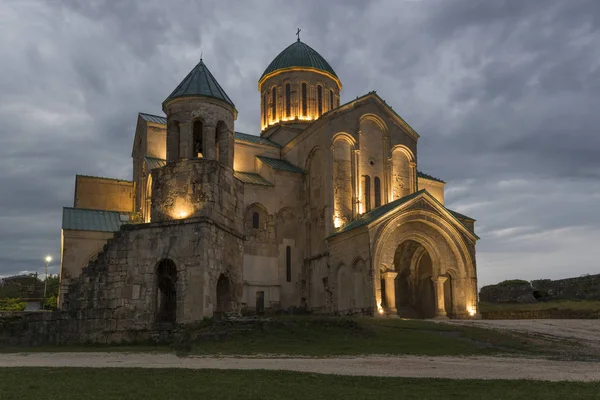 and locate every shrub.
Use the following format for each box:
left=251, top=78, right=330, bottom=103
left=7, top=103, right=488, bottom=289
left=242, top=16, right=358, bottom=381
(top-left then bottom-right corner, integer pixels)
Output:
left=0, top=298, right=26, bottom=312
